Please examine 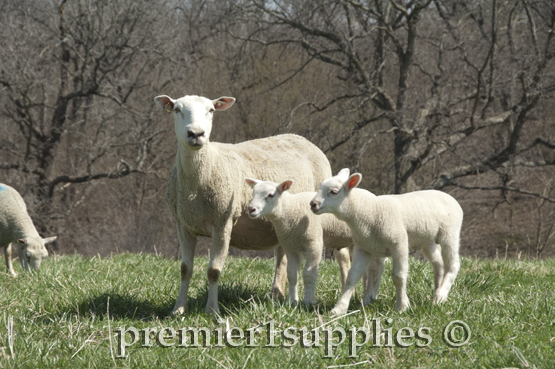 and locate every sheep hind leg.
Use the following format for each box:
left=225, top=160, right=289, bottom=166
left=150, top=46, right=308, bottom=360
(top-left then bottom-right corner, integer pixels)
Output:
left=333, top=247, right=351, bottom=290
left=271, top=246, right=288, bottom=300
left=331, top=246, right=372, bottom=316
left=172, top=228, right=197, bottom=315
left=421, top=243, right=444, bottom=295
left=4, top=244, right=17, bottom=277
left=363, top=256, right=385, bottom=305
left=391, top=245, right=410, bottom=312
left=434, top=236, right=460, bottom=304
